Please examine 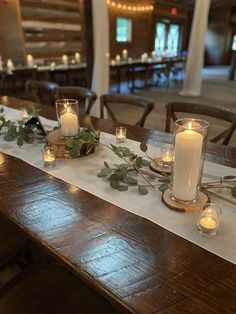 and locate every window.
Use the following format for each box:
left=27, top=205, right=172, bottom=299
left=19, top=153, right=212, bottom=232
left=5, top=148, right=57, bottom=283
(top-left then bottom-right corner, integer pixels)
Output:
left=116, top=17, right=132, bottom=42
left=232, top=35, right=236, bottom=50
left=155, top=22, right=181, bottom=57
